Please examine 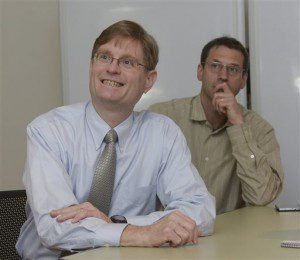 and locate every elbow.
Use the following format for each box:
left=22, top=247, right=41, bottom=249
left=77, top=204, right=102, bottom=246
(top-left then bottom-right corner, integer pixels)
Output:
left=244, top=194, right=272, bottom=206
left=198, top=204, right=216, bottom=236
left=198, top=218, right=215, bottom=237
left=37, top=225, right=59, bottom=249
left=243, top=179, right=283, bottom=206
left=245, top=186, right=283, bottom=206
left=36, top=217, right=67, bottom=250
